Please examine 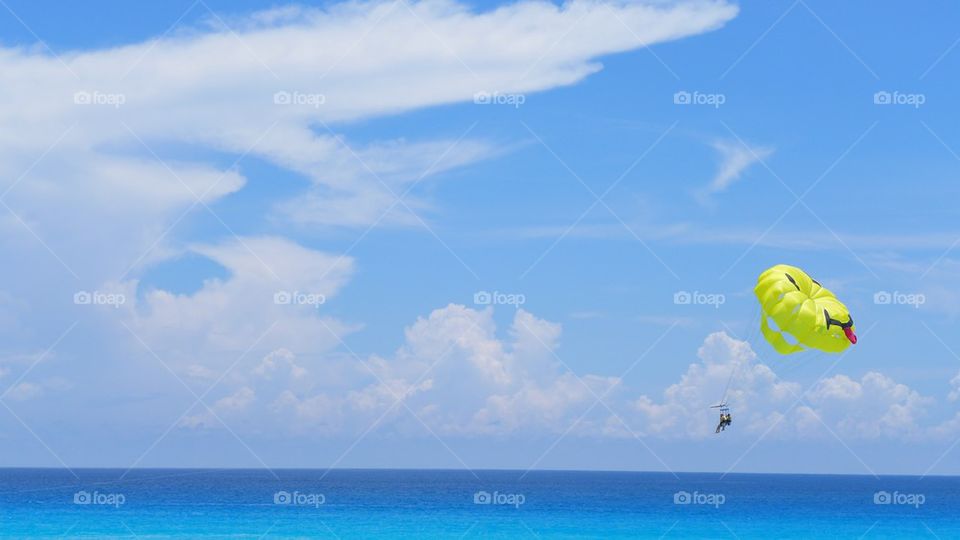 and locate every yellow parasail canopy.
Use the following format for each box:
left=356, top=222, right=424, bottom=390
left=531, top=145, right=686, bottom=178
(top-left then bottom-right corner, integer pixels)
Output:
left=754, top=264, right=857, bottom=354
